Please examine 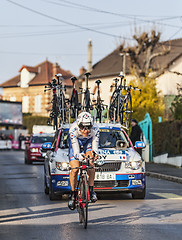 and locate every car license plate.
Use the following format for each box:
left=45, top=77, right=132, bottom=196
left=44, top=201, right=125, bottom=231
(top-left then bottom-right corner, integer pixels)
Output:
left=95, top=173, right=116, bottom=181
